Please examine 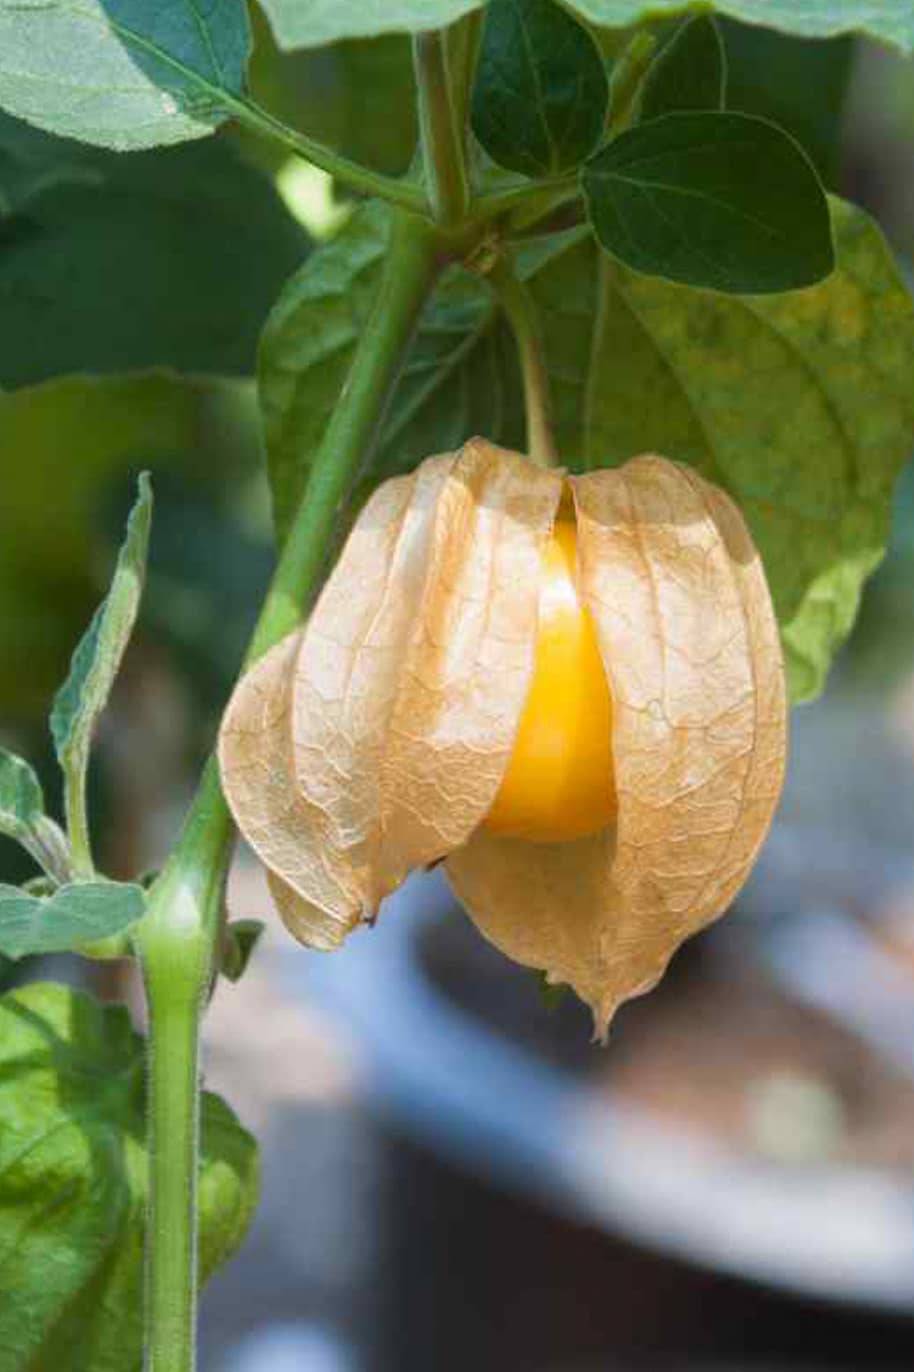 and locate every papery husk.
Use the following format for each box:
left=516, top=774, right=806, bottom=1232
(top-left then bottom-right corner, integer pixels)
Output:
left=218, top=628, right=355, bottom=948
left=220, top=438, right=564, bottom=947
left=446, top=455, right=787, bottom=1036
